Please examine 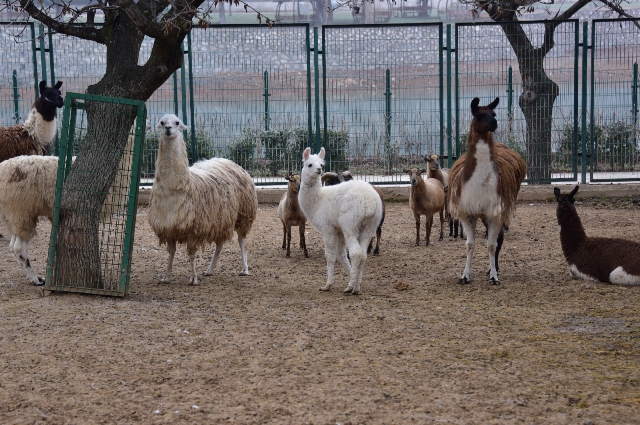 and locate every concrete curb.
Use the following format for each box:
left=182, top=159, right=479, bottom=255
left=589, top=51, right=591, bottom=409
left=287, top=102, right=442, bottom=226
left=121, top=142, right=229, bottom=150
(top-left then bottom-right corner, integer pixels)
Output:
left=137, top=182, right=640, bottom=205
